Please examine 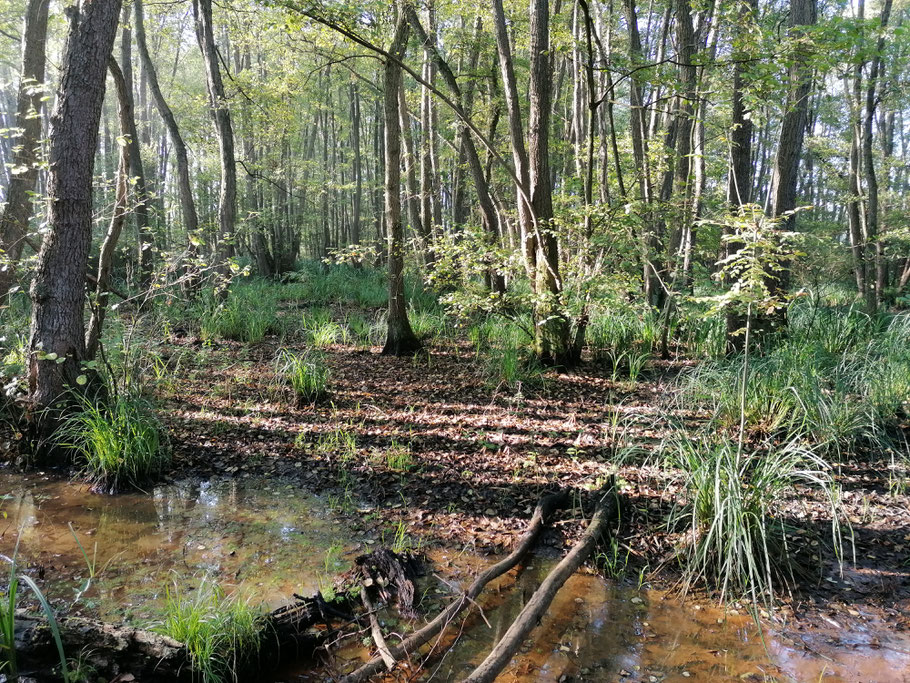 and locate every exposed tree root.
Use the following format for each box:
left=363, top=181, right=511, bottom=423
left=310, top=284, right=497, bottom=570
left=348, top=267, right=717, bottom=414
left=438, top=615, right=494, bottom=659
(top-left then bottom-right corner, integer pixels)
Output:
left=462, top=483, right=618, bottom=683
left=340, top=489, right=571, bottom=683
